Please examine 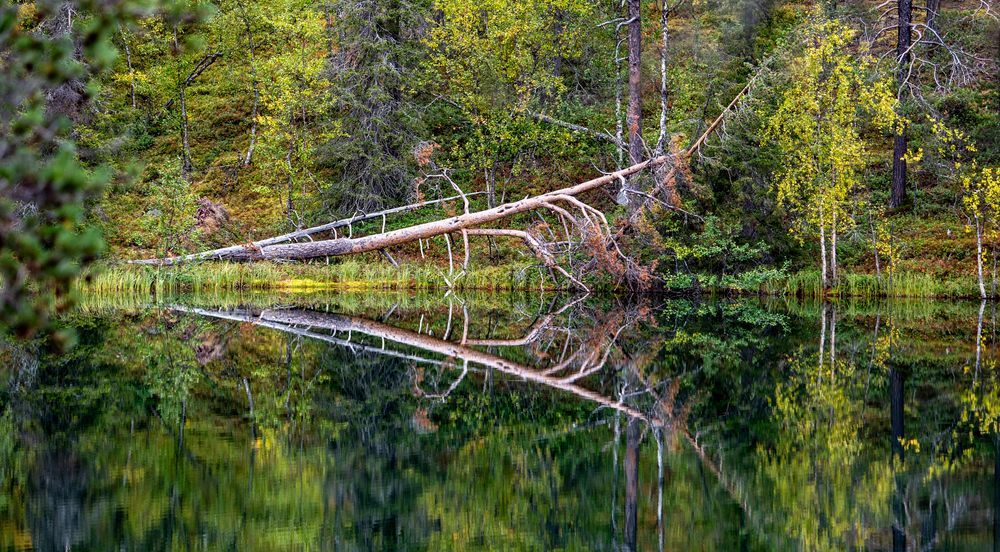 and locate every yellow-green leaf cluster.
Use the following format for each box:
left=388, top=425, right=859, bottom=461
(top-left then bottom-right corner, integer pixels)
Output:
left=764, top=18, right=898, bottom=244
